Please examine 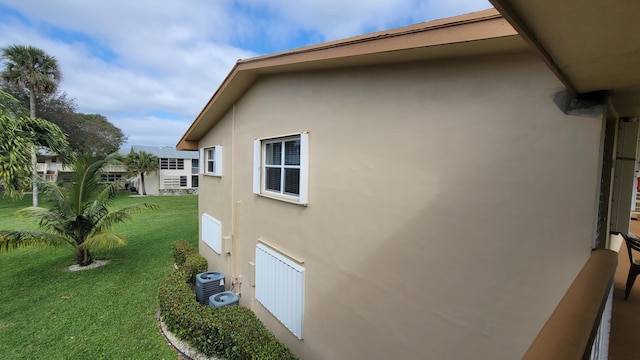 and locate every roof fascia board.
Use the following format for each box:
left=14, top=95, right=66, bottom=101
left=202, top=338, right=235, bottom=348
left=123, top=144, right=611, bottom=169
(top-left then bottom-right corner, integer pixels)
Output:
left=489, top=0, right=577, bottom=94
left=177, top=9, right=518, bottom=150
